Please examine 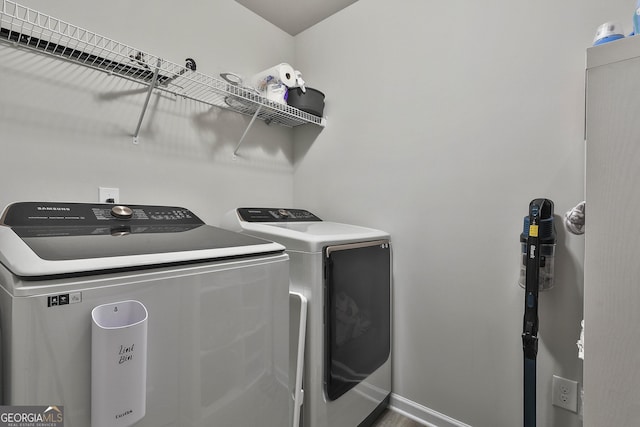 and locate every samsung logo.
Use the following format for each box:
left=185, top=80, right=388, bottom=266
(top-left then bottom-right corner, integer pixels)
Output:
left=37, top=207, right=71, bottom=211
